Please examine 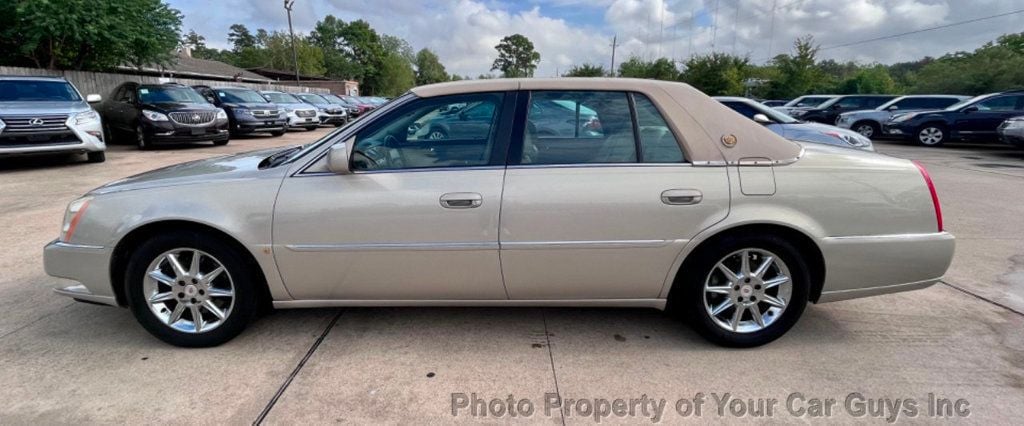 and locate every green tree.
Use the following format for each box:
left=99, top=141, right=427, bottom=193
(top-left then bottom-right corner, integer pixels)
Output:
left=414, top=48, right=449, bottom=85
left=564, top=63, right=607, bottom=77
left=228, top=24, right=258, bottom=51
left=617, top=57, right=678, bottom=80
left=679, top=53, right=749, bottom=95
left=491, top=34, right=541, bottom=78
left=376, top=52, right=416, bottom=96
left=768, top=35, right=825, bottom=98
left=0, top=0, right=182, bottom=70
left=835, top=65, right=898, bottom=94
